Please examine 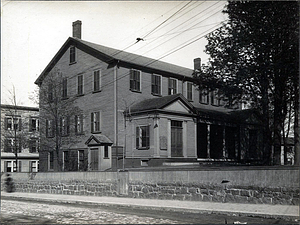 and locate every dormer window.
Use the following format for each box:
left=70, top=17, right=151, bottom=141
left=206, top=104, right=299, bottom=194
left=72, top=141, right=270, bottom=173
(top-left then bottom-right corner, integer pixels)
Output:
left=70, top=46, right=76, bottom=64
